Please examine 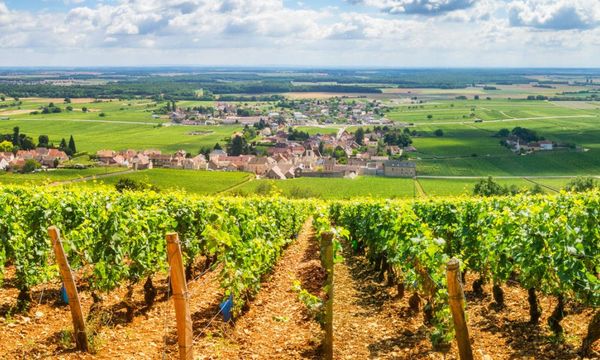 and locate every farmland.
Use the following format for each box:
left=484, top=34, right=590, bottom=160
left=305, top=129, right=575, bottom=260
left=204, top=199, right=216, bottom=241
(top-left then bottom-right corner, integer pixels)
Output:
left=74, top=168, right=252, bottom=194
